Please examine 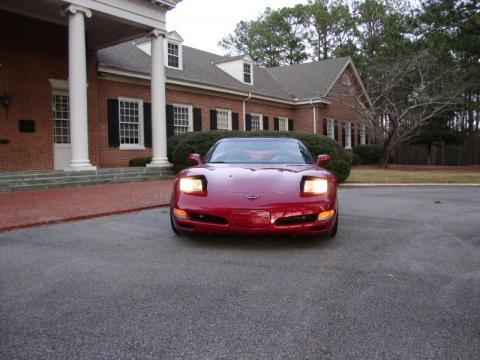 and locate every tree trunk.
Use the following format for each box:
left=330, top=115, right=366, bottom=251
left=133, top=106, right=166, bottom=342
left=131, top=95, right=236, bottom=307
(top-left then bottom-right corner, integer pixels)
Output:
left=378, top=140, right=395, bottom=169
left=426, top=144, right=432, bottom=165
